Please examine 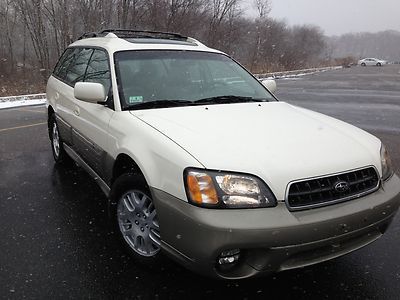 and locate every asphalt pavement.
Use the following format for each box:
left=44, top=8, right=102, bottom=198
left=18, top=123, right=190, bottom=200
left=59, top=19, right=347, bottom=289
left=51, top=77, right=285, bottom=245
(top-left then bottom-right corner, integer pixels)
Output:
left=0, top=65, right=399, bottom=299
